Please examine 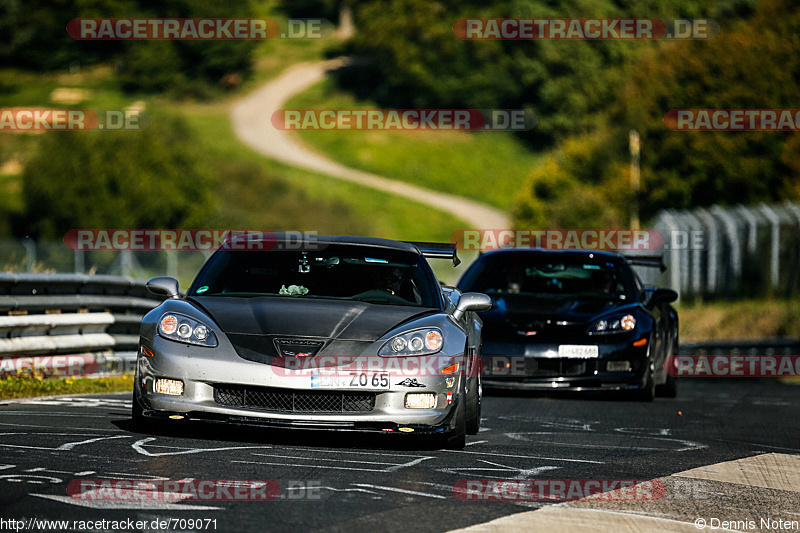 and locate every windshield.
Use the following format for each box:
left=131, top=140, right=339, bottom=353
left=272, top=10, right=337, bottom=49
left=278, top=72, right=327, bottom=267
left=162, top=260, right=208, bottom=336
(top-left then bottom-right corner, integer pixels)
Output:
left=189, top=245, right=441, bottom=308
left=460, top=254, right=632, bottom=301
